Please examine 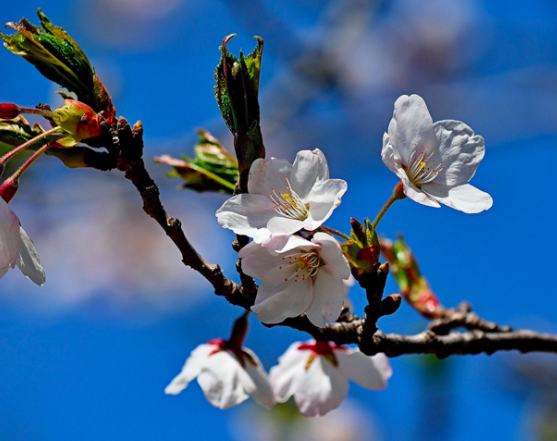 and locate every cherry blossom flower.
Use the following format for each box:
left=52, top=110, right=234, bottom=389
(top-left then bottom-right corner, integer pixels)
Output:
left=216, top=149, right=347, bottom=243
left=381, top=94, right=493, bottom=213
left=0, top=198, right=45, bottom=285
left=270, top=341, right=392, bottom=417
left=239, top=233, right=351, bottom=327
left=165, top=336, right=275, bottom=409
